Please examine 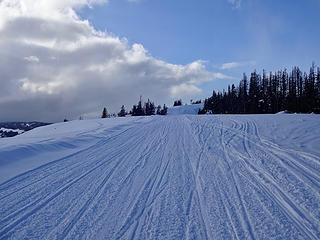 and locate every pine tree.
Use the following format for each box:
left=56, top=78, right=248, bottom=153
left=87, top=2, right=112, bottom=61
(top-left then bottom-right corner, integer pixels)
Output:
left=132, top=96, right=145, bottom=116
left=101, top=107, right=108, bottom=118
left=230, top=84, right=237, bottom=113
left=199, top=63, right=319, bottom=115
left=149, top=101, right=155, bottom=115
left=156, top=105, right=161, bottom=115
left=136, top=96, right=144, bottom=116
left=315, top=67, right=320, bottom=113
left=287, top=67, right=298, bottom=112
left=118, top=105, right=126, bottom=117
left=248, top=71, right=260, bottom=113
left=145, top=99, right=155, bottom=115
left=305, top=63, right=316, bottom=112
left=173, top=100, right=182, bottom=106
left=131, top=105, right=137, bottom=116
left=238, top=73, right=248, bottom=113
left=160, top=104, right=168, bottom=115
left=263, top=72, right=268, bottom=111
